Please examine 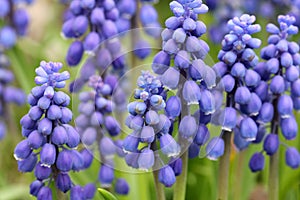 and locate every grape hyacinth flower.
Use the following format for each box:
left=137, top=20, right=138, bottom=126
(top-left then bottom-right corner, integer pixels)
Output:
left=0, top=49, right=26, bottom=140
left=123, top=71, right=181, bottom=187
left=211, top=14, right=262, bottom=200
left=75, top=74, right=129, bottom=194
left=248, top=15, right=300, bottom=176
left=129, top=1, right=217, bottom=198
left=212, top=14, right=262, bottom=152
left=207, top=0, right=242, bottom=43
left=0, top=0, right=33, bottom=140
left=14, top=61, right=95, bottom=199
left=155, top=0, right=216, bottom=160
